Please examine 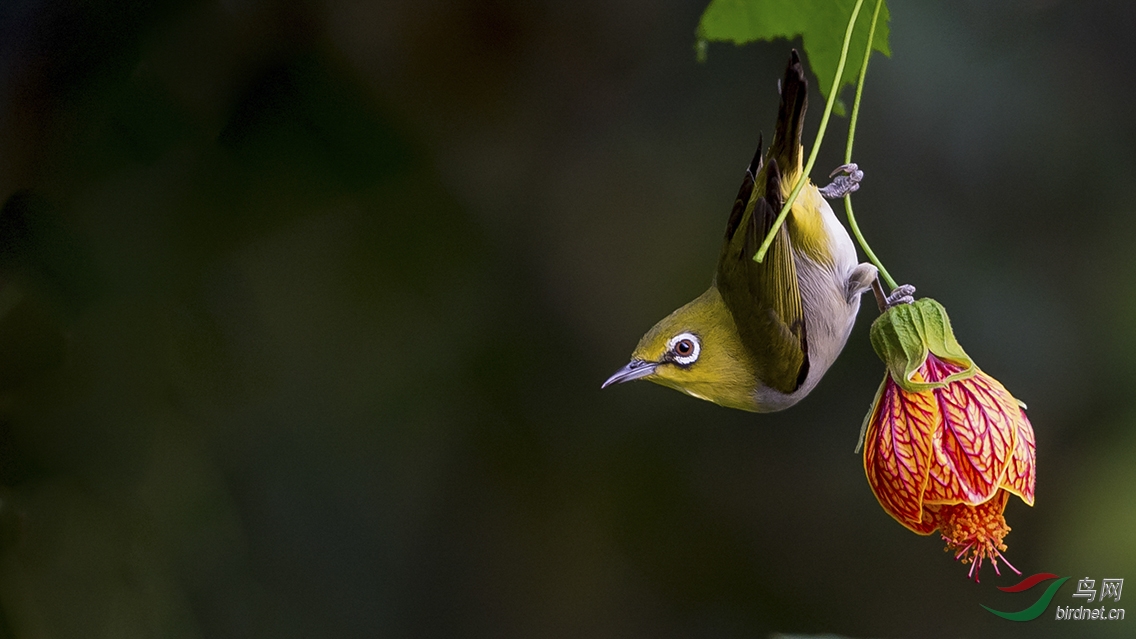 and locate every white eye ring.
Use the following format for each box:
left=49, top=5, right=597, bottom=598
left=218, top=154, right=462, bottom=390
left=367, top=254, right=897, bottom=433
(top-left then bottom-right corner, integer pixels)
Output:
left=667, top=332, right=701, bottom=366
